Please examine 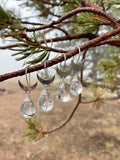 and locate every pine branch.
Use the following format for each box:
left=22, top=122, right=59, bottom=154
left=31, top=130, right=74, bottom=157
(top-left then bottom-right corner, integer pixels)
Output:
left=24, top=7, right=118, bottom=32
left=0, top=33, right=98, bottom=50
left=0, top=26, right=120, bottom=82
